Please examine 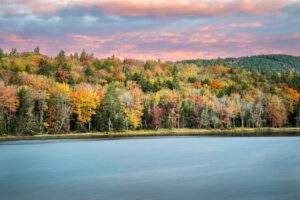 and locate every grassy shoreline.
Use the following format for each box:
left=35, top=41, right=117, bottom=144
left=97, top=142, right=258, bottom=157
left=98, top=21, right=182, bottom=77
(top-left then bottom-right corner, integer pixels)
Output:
left=1, top=127, right=300, bottom=141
